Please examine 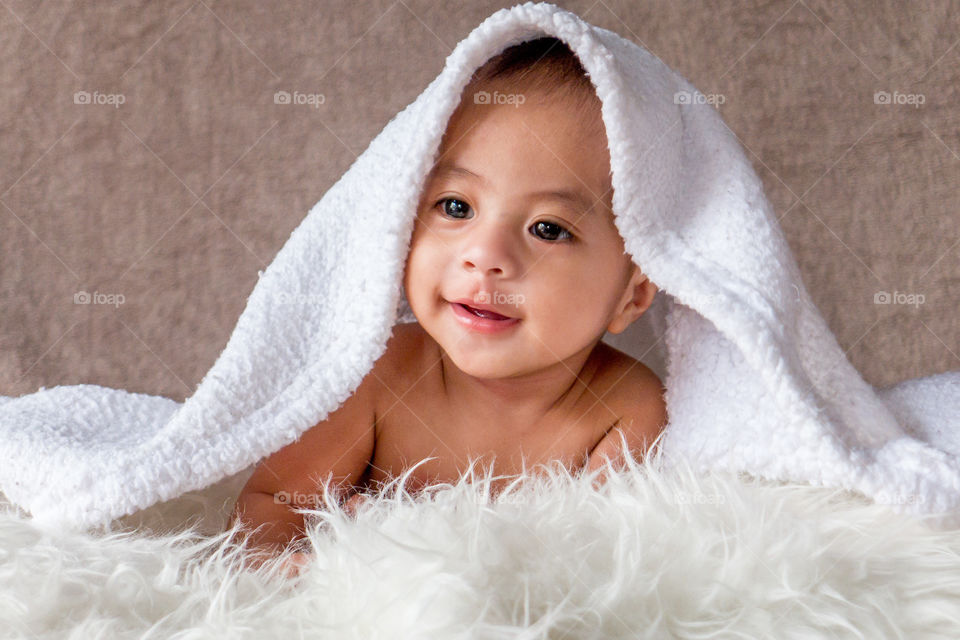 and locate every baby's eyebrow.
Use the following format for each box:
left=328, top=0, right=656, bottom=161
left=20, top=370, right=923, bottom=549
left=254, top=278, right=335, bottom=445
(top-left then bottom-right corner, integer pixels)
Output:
left=526, top=187, right=595, bottom=215
left=429, top=163, right=597, bottom=215
left=430, top=163, right=486, bottom=184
